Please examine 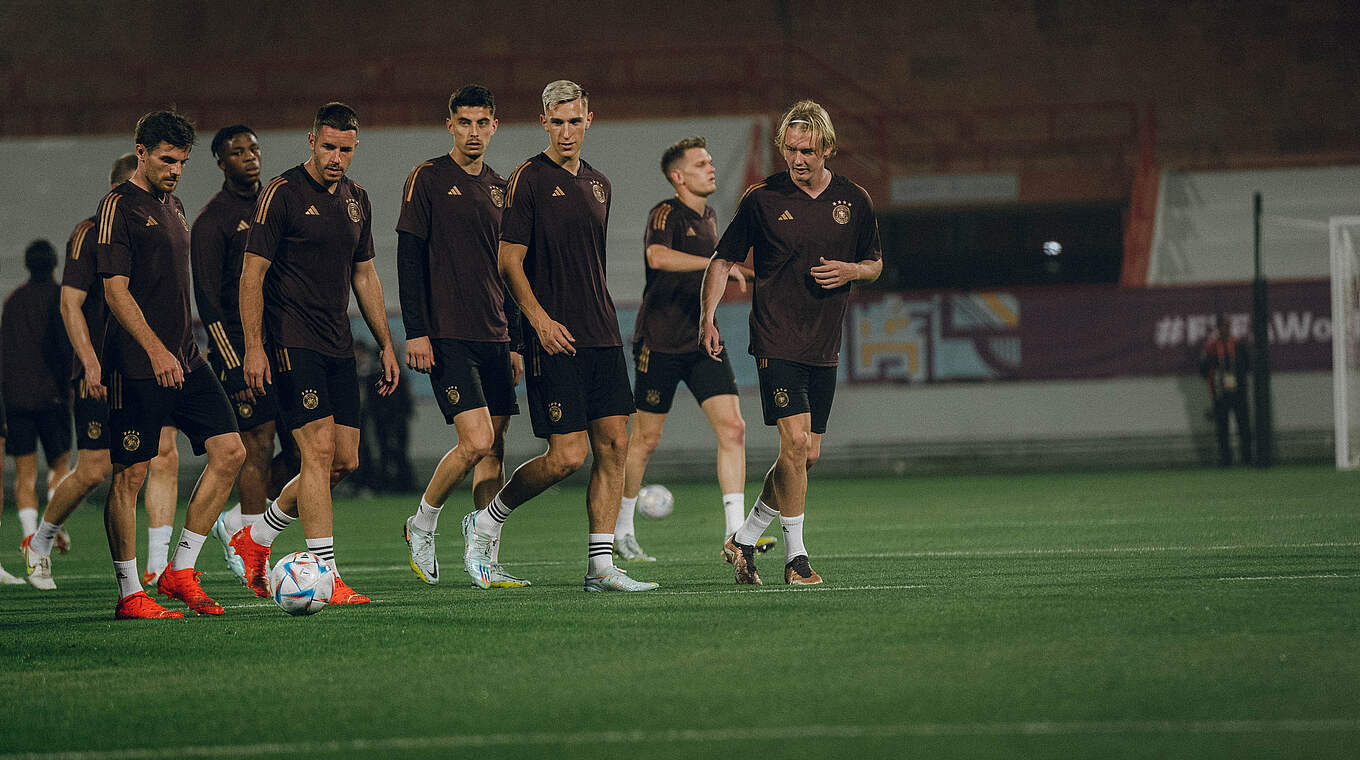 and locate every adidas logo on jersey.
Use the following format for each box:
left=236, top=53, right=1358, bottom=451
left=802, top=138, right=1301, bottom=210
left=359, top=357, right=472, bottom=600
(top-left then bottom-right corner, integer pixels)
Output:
left=551, top=186, right=566, bottom=197
left=778, top=210, right=794, bottom=221
left=448, top=186, right=462, bottom=196
left=236, top=220, right=250, bottom=232
left=305, top=205, right=320, bottom=216
left=145, top=216, right=159, bottom=227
